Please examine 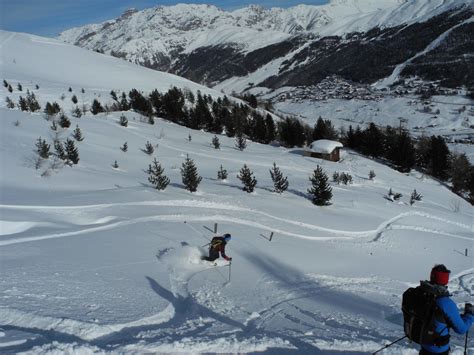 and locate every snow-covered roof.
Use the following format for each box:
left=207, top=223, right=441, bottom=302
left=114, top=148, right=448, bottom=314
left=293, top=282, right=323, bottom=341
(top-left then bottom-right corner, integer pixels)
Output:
left=308, top=140, right=343, bottom=154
